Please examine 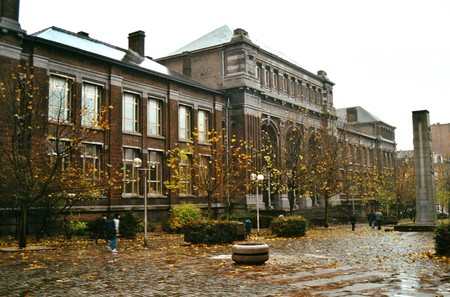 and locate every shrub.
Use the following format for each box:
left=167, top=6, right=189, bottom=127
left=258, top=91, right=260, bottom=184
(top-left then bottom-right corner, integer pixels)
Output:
left=66, top=220, right=89, bottom=235
left=167, top=203, right=202, bottom=233
left=119, top=211, right=143, bottom=239
left=435, top=219, right=450, bottom=256
left=270, top=215, right=306, bottom=237
left=183, top=220, right=240, bottom=244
